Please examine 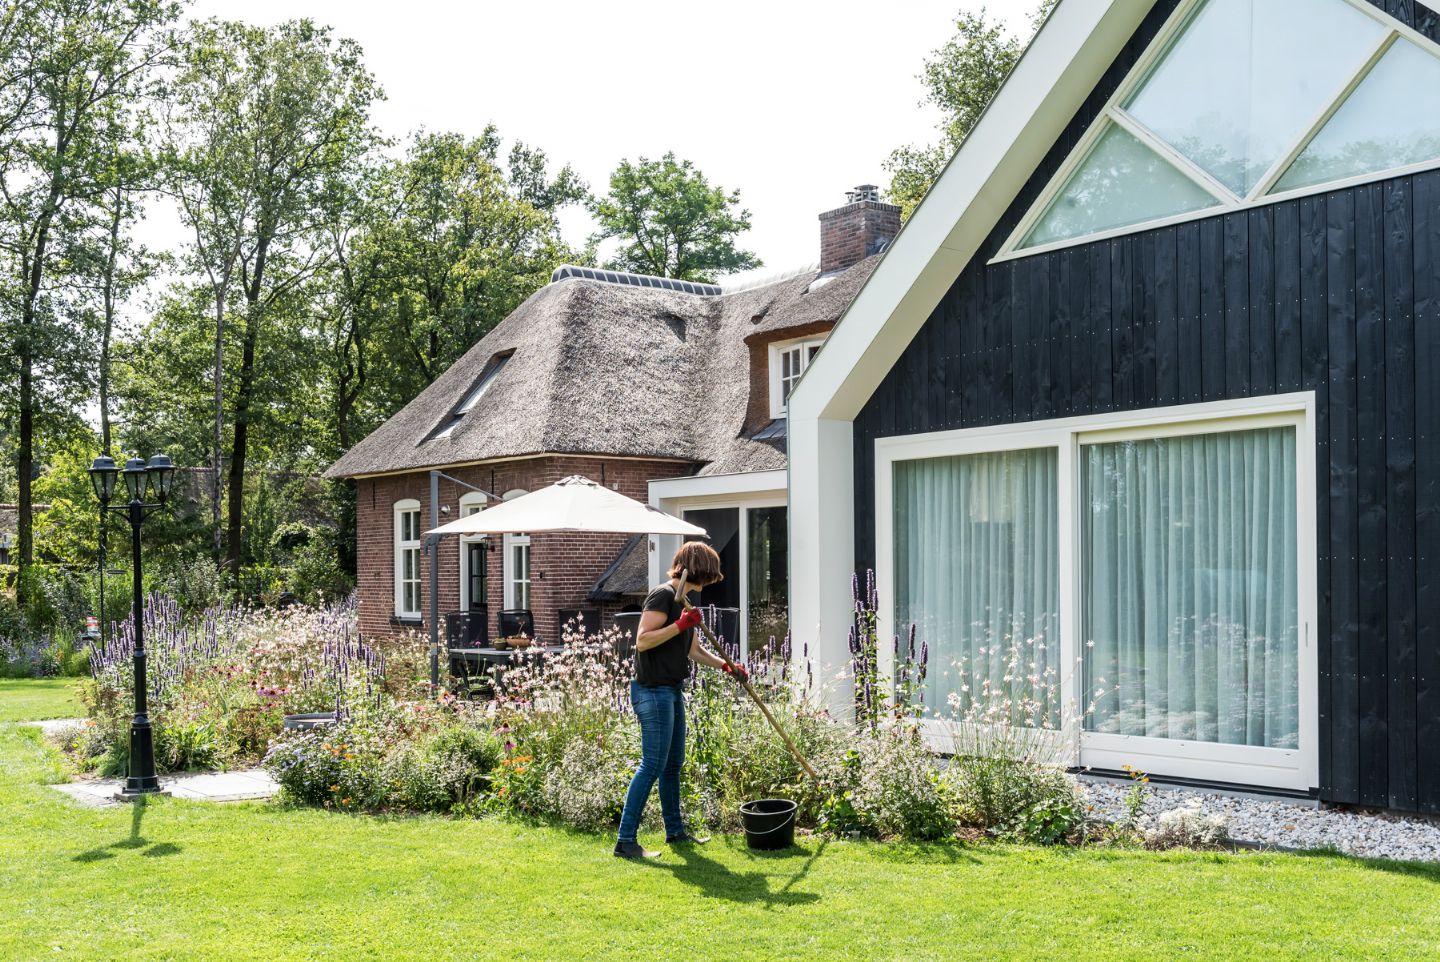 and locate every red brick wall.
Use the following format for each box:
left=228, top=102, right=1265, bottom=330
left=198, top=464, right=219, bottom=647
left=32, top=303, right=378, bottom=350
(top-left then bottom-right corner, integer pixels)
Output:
left=354, top=456, right=695, bottom=642
left=818, top=199, right=900, bottom=275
